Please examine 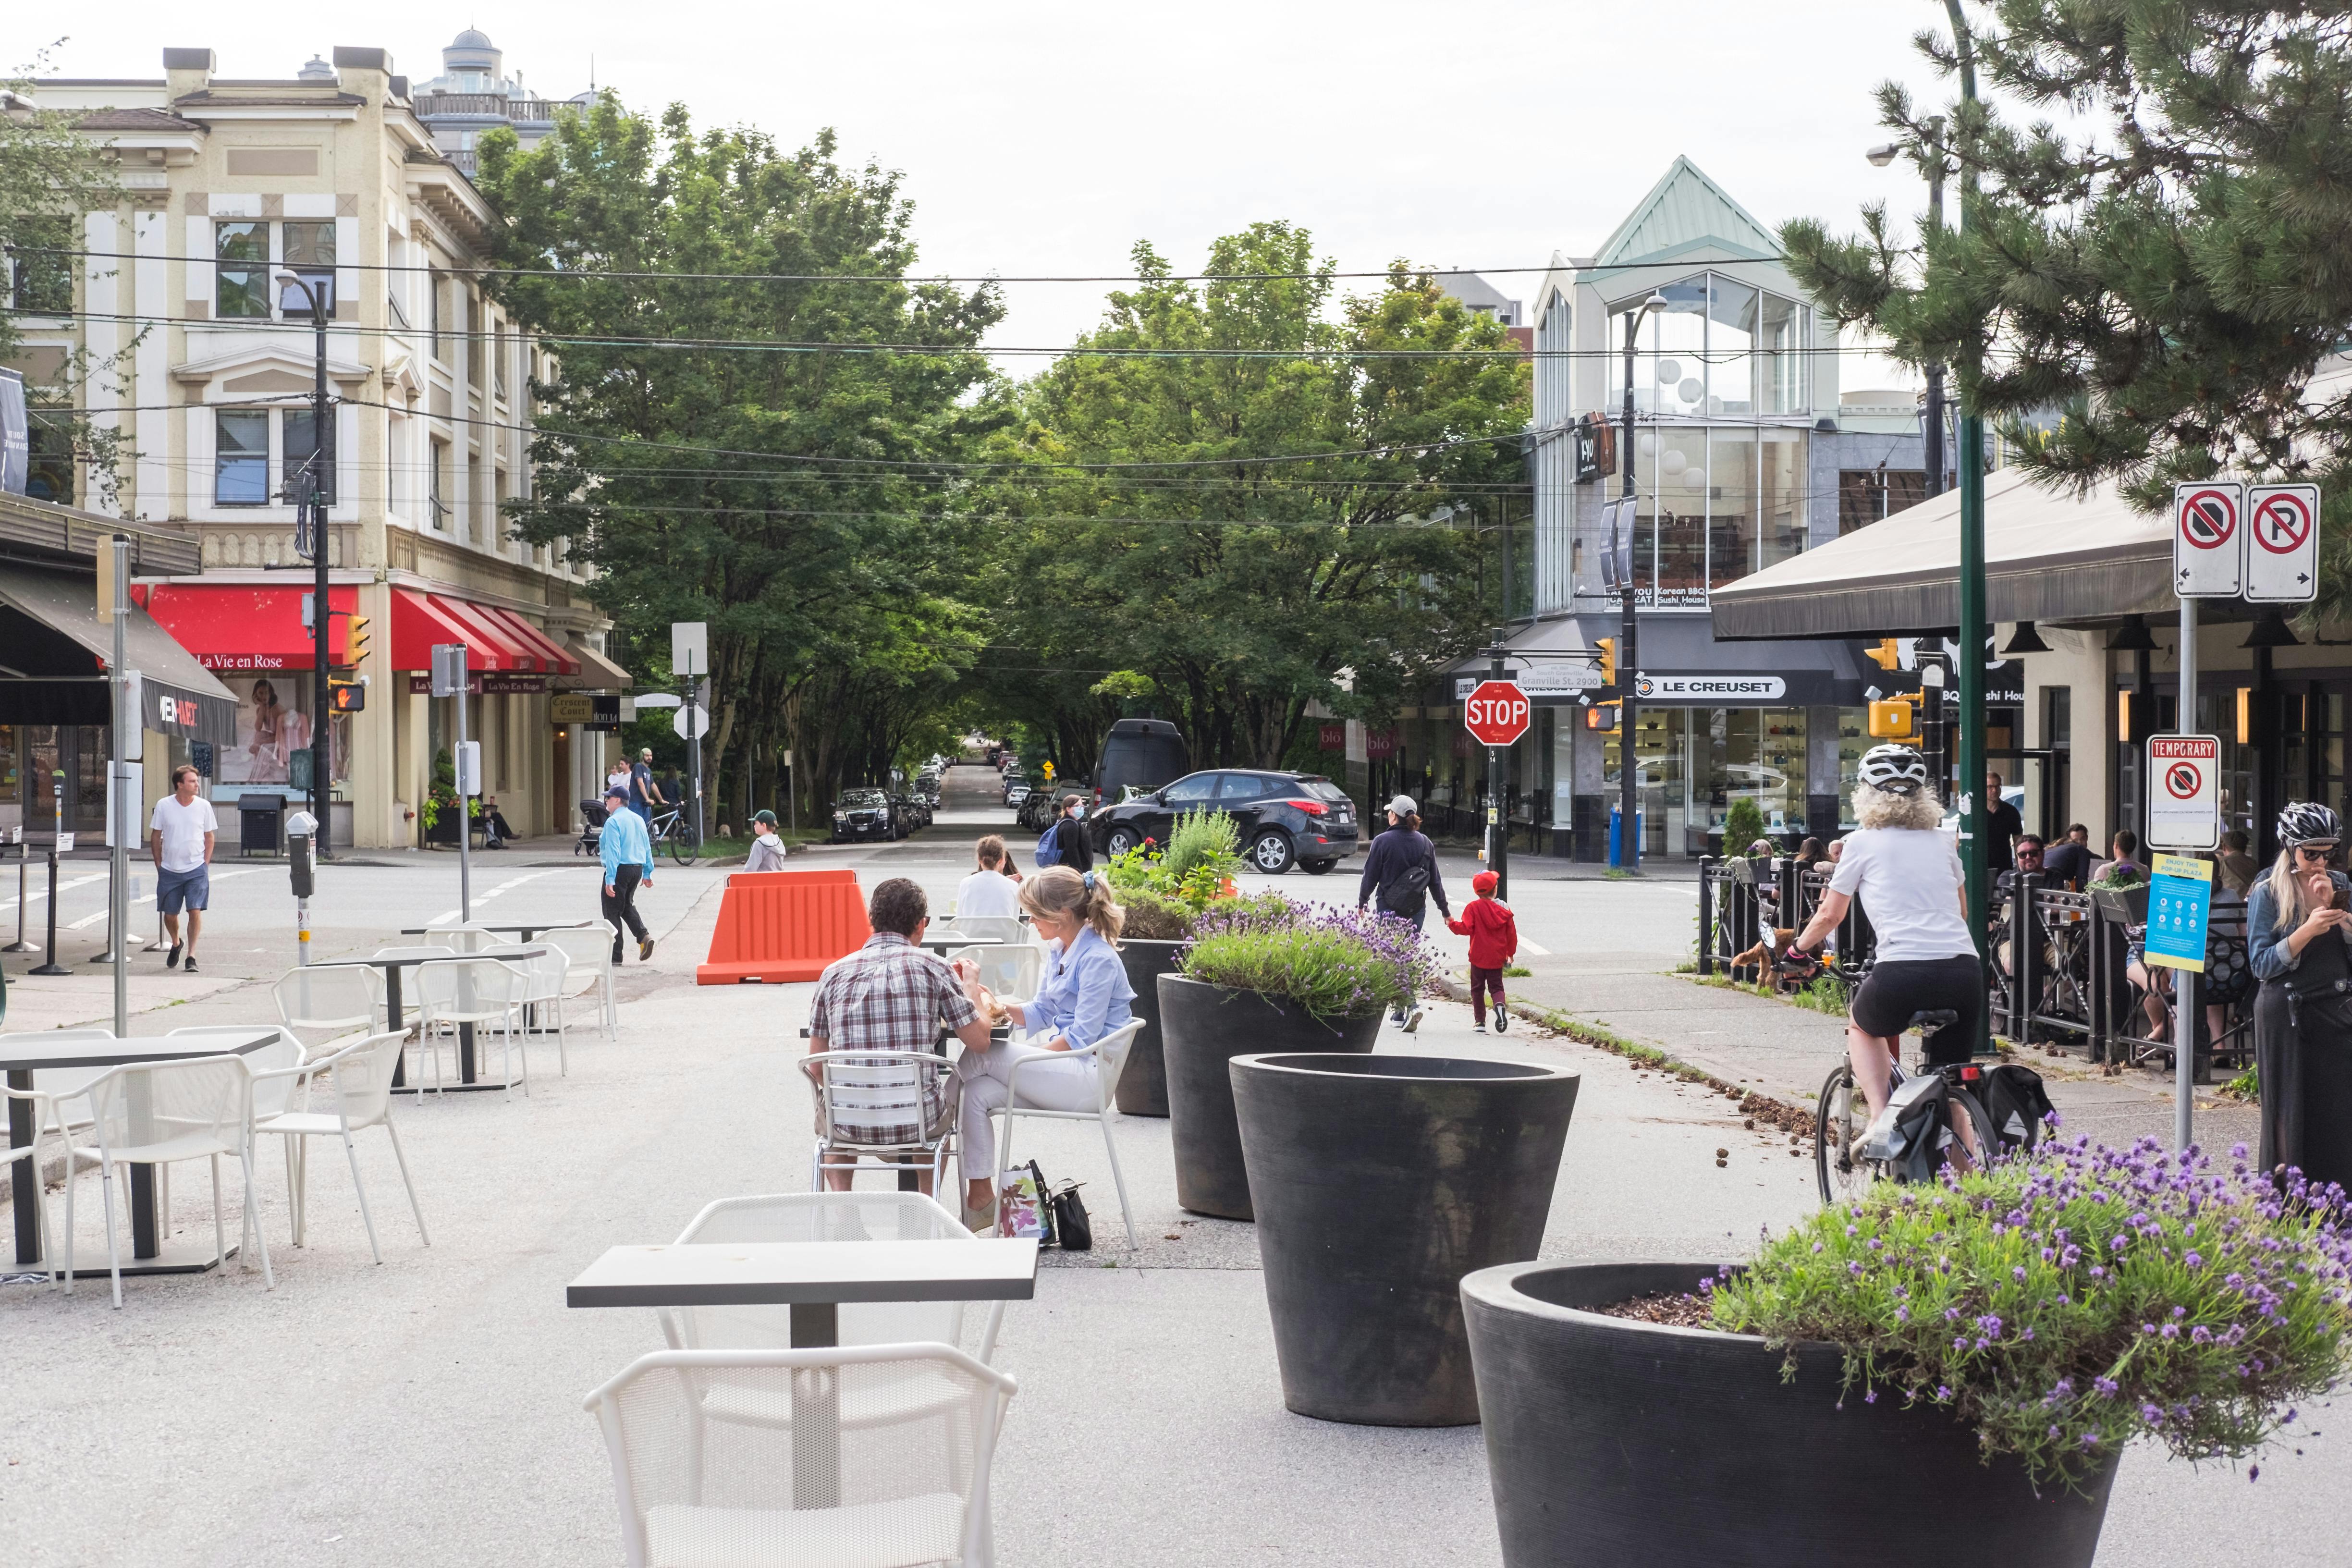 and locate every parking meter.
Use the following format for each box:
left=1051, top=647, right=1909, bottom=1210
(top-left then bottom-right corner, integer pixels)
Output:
left=286, top=809, right=318, bottom=964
